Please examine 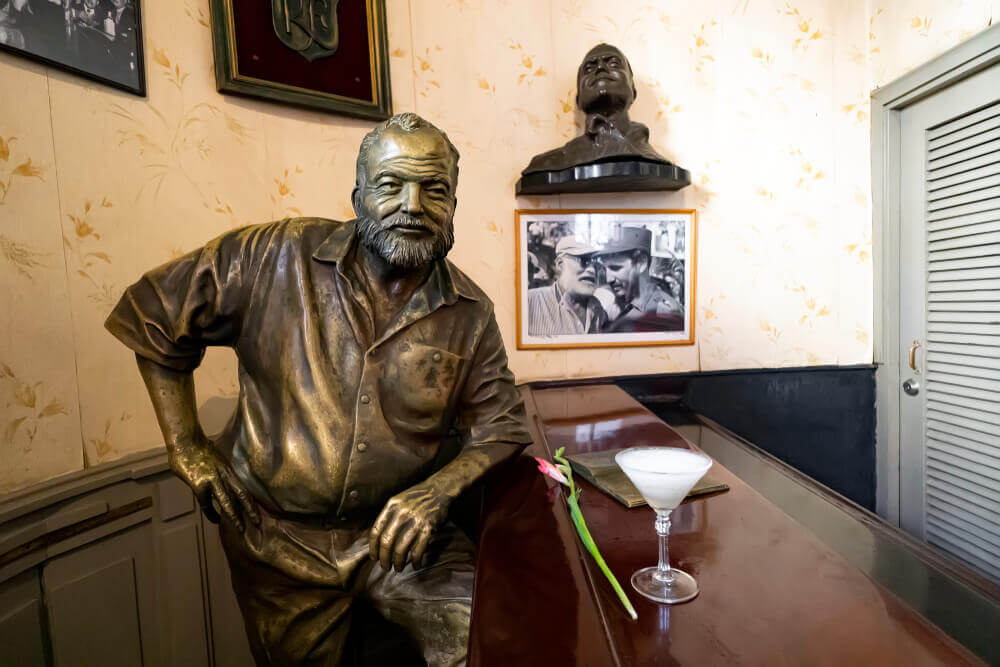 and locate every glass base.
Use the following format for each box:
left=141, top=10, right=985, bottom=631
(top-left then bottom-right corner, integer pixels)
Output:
left=631, top=567, right=699, bottom=604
